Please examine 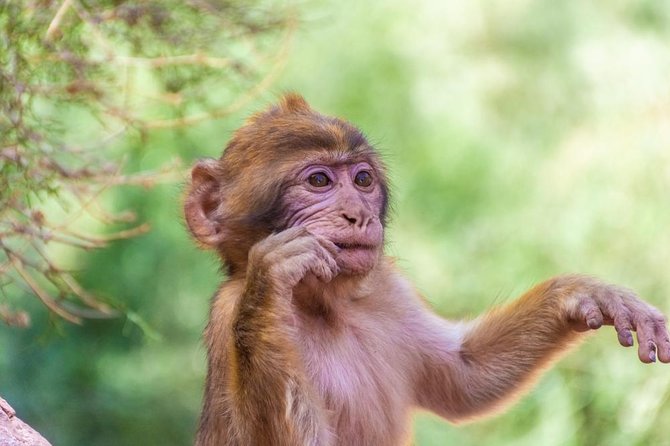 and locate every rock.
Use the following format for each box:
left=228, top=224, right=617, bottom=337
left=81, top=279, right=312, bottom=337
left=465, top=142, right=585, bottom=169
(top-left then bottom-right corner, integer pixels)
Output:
left=0, top=397, right=52, bottom=446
